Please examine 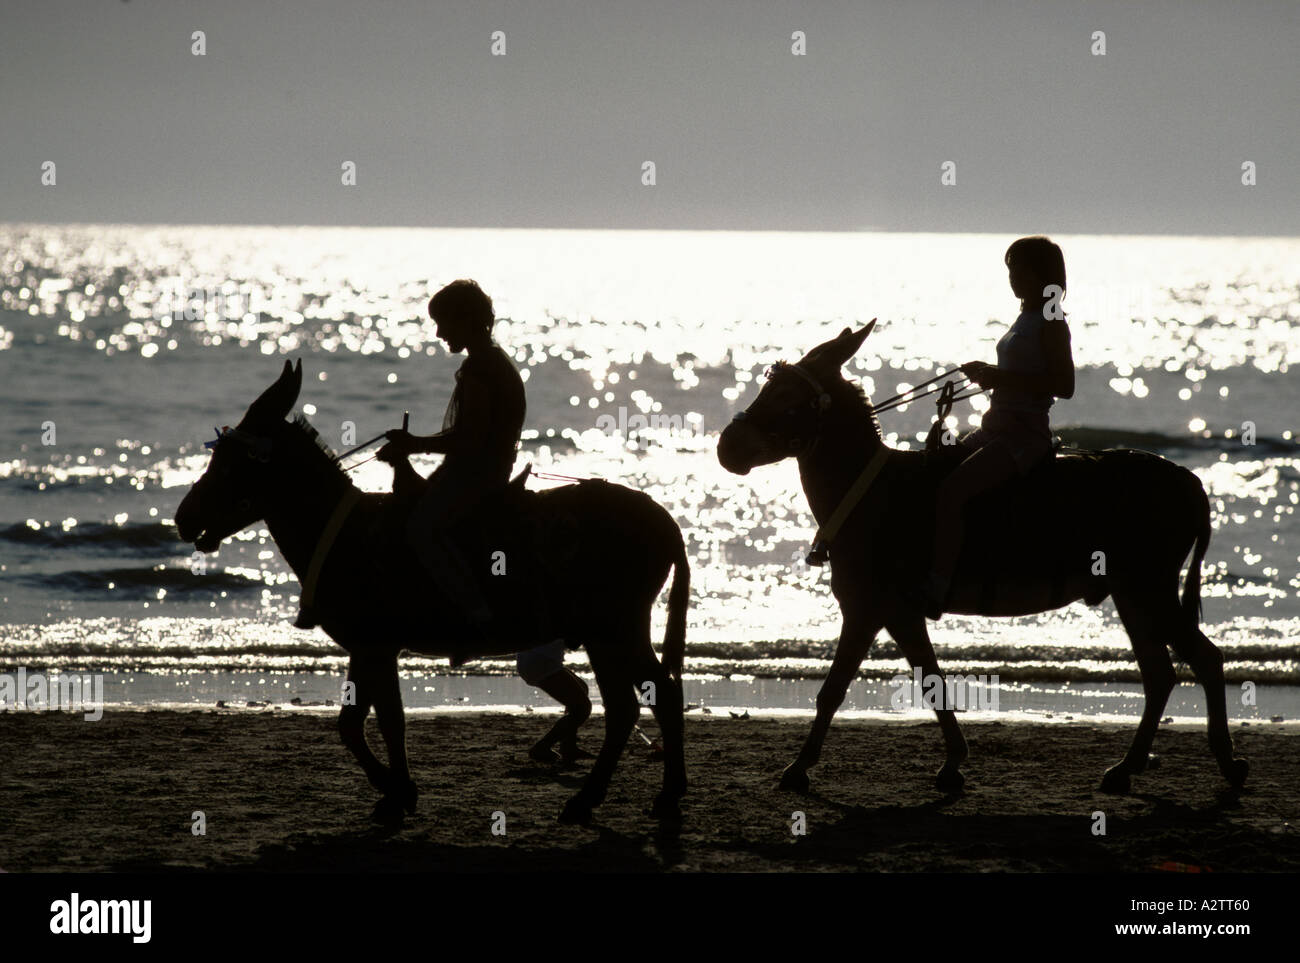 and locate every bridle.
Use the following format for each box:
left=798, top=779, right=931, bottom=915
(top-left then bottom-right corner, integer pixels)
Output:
left=205, top=425, right=272, bottom=461
left=203, top=425, right=273, bottom=513
left=201, top=423, right=360, bottom=615
left=729, top=359, right=987, bottom=565
left=732, top=360, right=983, bottom=453
left=731, top=361, right=834, bottom=455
